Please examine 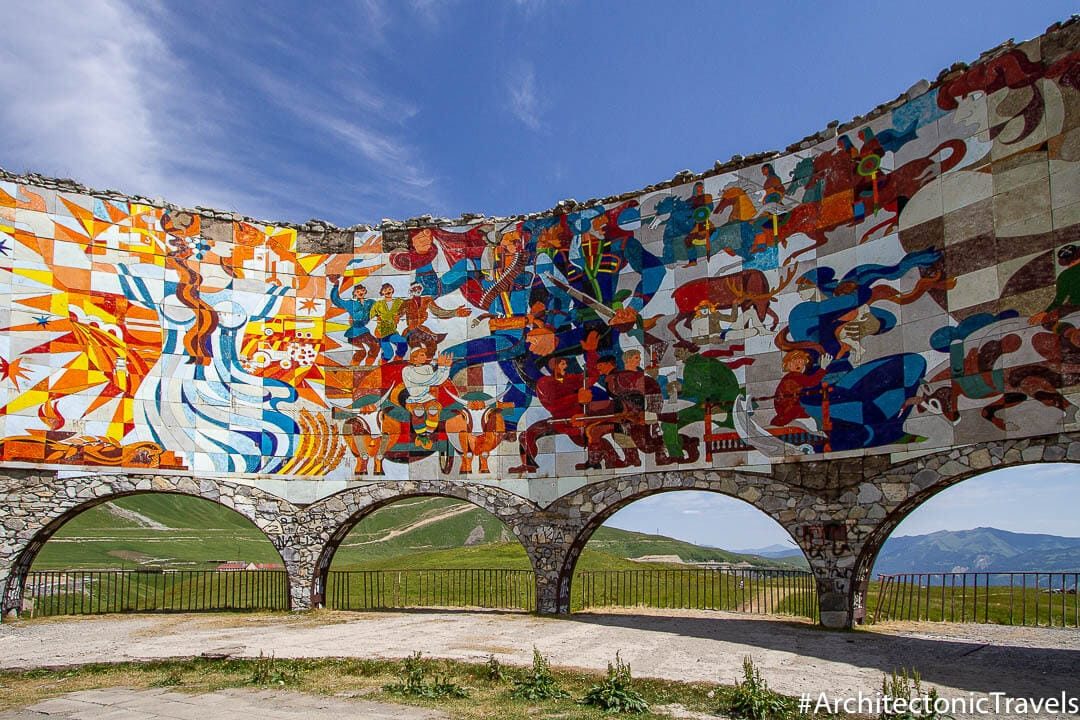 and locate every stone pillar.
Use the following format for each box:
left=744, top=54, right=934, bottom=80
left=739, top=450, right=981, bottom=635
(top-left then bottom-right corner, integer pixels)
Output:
left=796, top=523, right=863, bottom=629
left=518, top=515, right=578, bottom=615
left=265, top=524, right=322, bottom=611
left=1, top=568, right=24, bottom=617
